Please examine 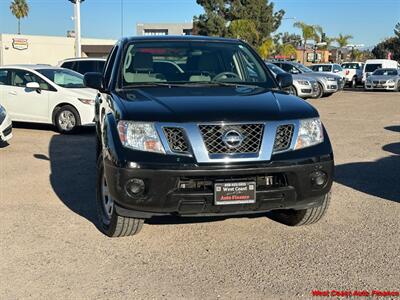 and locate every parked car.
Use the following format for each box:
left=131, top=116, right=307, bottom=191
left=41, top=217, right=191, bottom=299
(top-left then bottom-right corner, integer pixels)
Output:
left=364, top=68, right=400, bottom=91
left=57, top=58, right=106, bottom=75
left=310, top=63, right=345, bottom=79
left=0, top=65, right=97, bottom=133
left=363, top=59, right=400, bottom=83
left=0, top=104, right=12, bottom=143
left=272, top=61, right=340, bottom=98
left=84, top=36, right=334, bottom=237
left=265, top=62, right=320, bottom=98
left=341, top=62, right=364, bottom=87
